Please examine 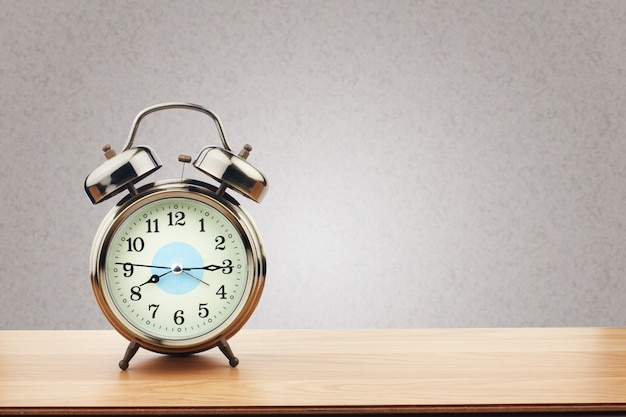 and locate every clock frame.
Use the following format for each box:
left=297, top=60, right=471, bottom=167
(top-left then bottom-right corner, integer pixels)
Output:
left=84, top=103, right=268, bottom=369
